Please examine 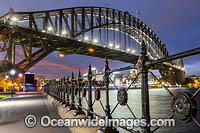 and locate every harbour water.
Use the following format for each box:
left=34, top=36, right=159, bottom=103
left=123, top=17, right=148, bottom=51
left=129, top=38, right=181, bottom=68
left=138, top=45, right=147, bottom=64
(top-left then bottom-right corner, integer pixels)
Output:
left=78, top=87, right=200, bottom=133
